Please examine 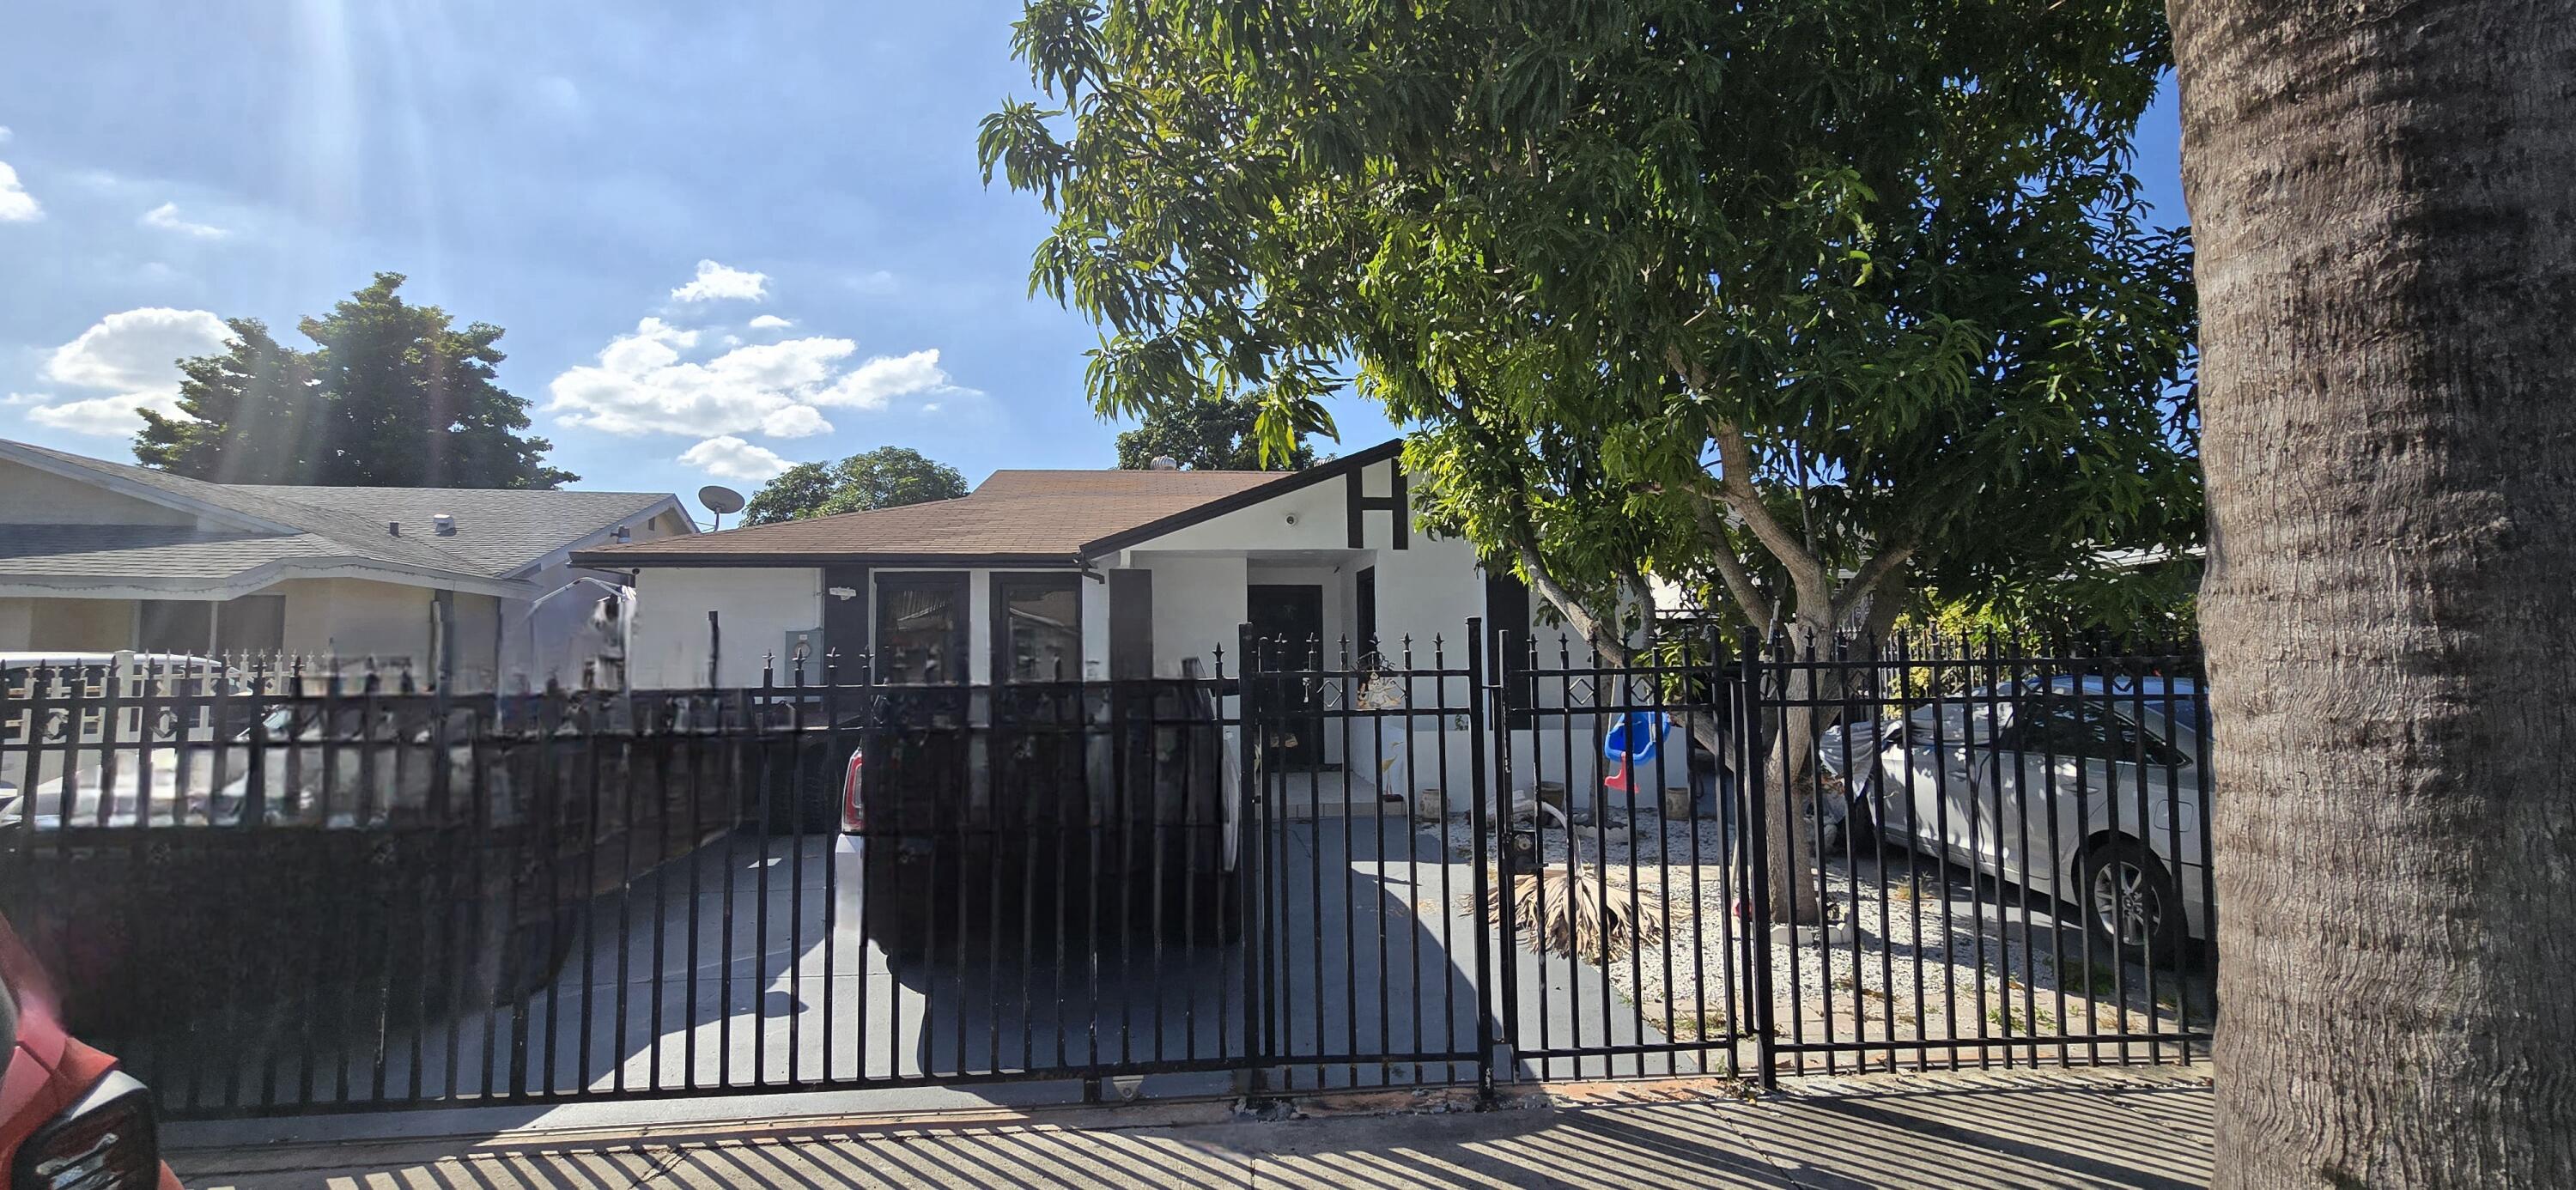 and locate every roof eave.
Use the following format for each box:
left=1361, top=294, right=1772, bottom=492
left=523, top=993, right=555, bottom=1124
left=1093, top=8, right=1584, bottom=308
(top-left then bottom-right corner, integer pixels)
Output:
left=571, top=551, right=1084, bottom=569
